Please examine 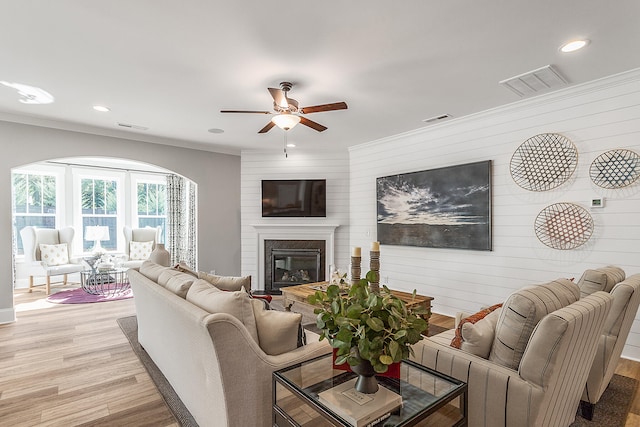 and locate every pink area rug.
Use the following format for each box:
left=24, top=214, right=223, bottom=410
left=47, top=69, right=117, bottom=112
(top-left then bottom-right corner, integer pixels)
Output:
left=46, top=287, right=133, bottom=304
